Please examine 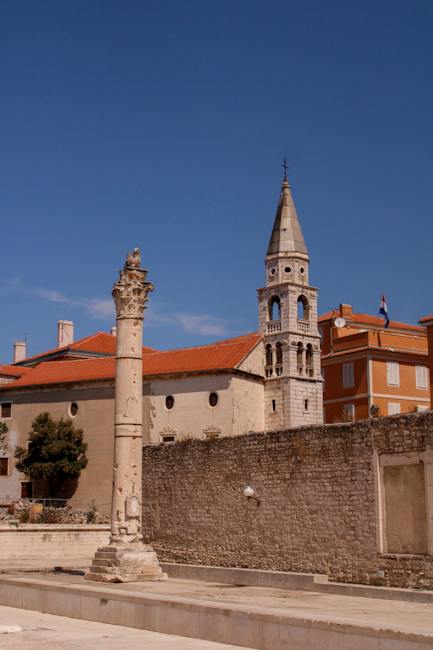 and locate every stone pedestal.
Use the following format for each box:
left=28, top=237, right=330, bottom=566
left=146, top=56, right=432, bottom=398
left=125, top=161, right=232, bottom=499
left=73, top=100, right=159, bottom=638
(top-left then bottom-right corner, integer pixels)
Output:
left=86, top=545, right=167, bottom=583
left=86, top=249, right=166, bottom=583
